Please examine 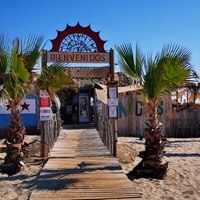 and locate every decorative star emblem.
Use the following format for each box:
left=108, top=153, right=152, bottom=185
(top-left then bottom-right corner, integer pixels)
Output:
left=6, top=104, right=11, bottom=110
left=21, top=102, right=29, bottom=111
